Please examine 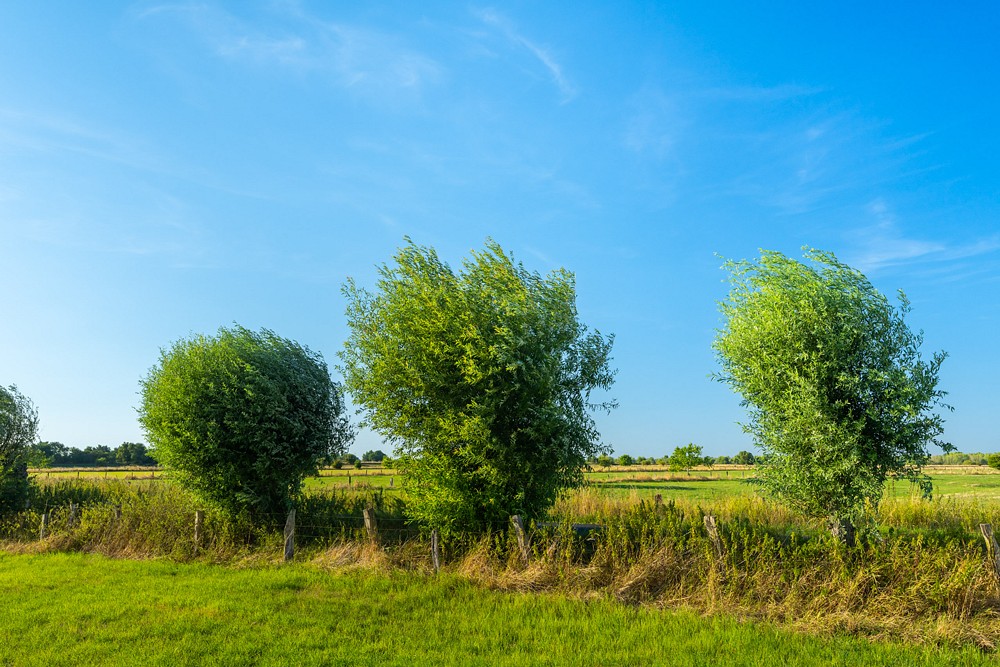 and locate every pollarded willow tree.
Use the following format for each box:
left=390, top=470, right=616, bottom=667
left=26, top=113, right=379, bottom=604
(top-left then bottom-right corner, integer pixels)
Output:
left=713, top=248, right=951, bottom=545
left=0, top=384, right=38, bottom=514
left=341, top=239, right=616, bottom=534
left=139, top=325, right=353, bottom=519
